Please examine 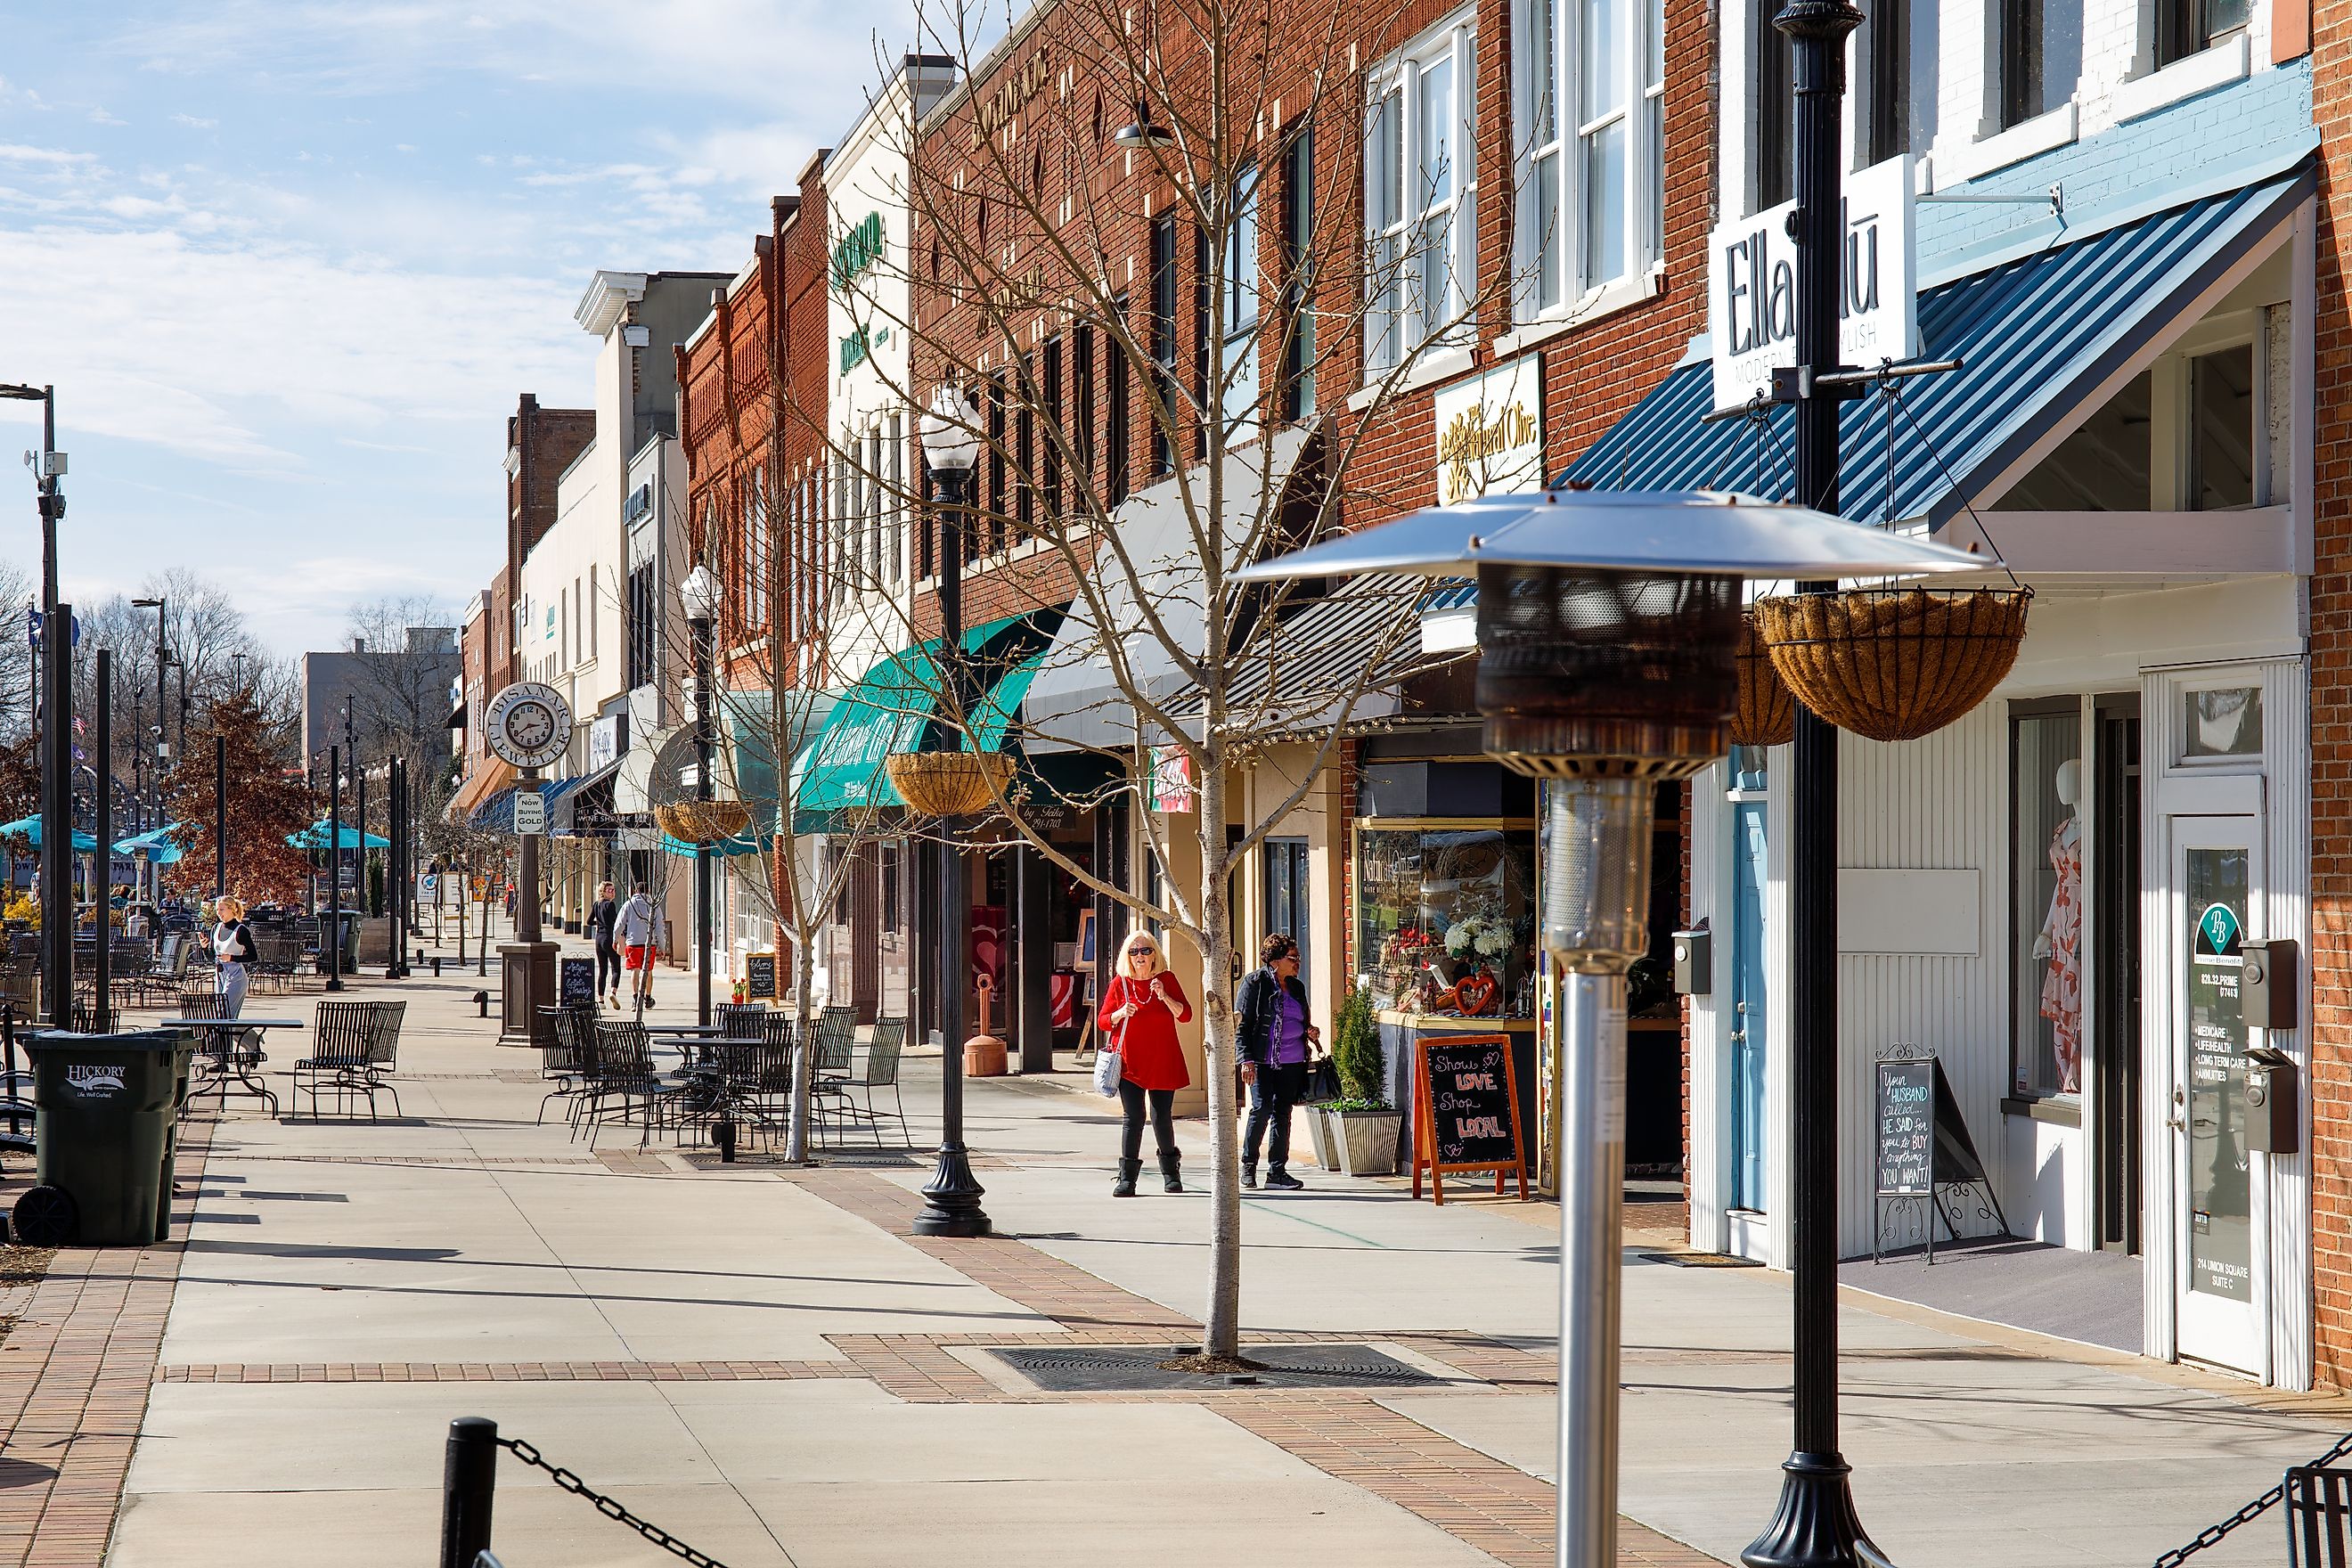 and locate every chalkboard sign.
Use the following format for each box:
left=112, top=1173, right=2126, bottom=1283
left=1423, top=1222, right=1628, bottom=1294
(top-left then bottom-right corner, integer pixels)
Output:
left=1874, top=1059, right=1935, bottom=1196
left=1410, top=1033, right=1530, bottom=1205
left=744, top=951, right=779, bottom=1000
left=559, top=955, right=597, bottom=1008
left=1870, top=1050, right=2010, bottom=1262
